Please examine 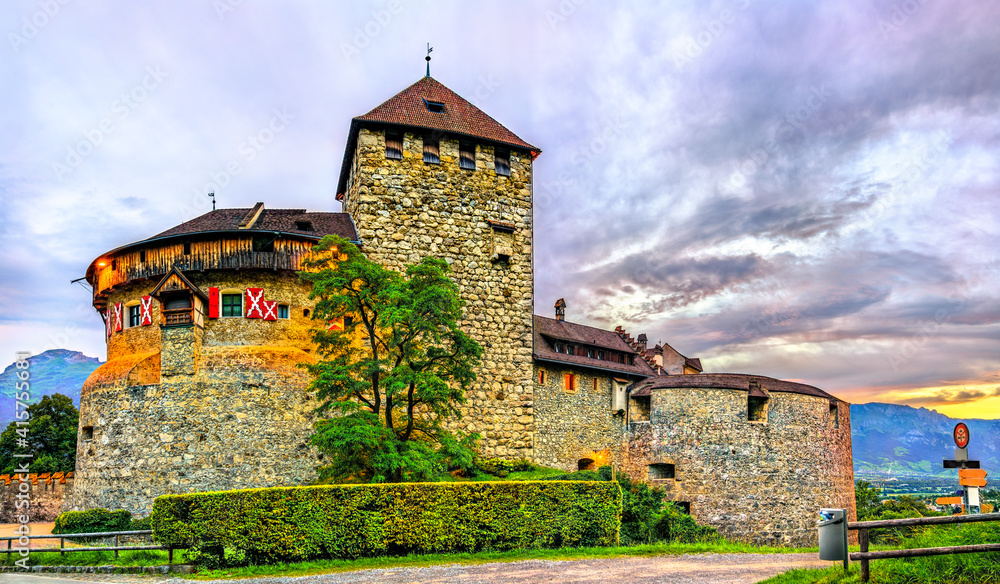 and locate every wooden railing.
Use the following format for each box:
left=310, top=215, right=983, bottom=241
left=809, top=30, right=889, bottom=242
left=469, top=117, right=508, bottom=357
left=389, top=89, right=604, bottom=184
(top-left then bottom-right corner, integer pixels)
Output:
left=0, top=530, right=181, bottom=563
left=849, top=513, right=1000, bottom=582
